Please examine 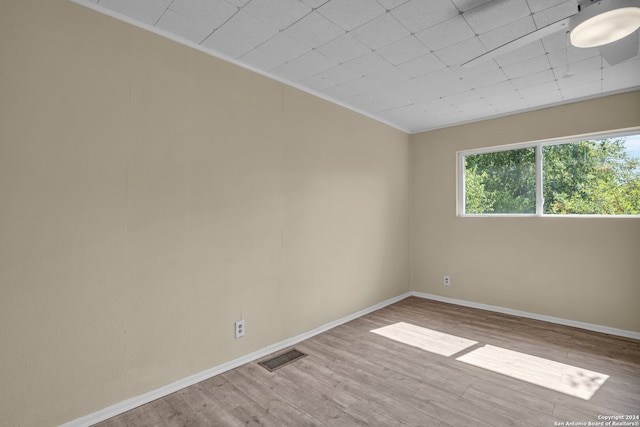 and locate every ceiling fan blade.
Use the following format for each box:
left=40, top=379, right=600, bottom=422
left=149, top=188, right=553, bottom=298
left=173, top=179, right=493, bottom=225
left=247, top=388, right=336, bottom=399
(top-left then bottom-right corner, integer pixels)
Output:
left=461, top=17, right=572, bottom=68
left=597, top=30, right=639, bottom=65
